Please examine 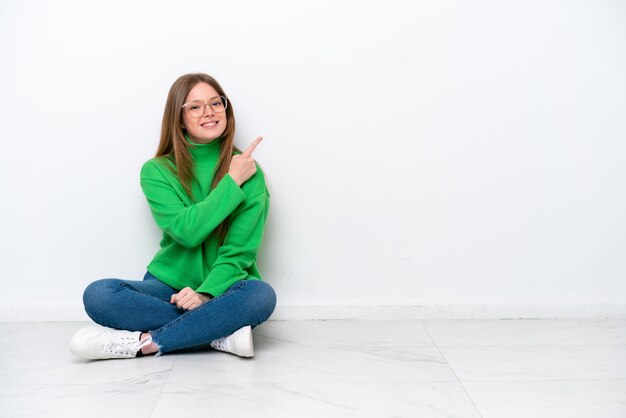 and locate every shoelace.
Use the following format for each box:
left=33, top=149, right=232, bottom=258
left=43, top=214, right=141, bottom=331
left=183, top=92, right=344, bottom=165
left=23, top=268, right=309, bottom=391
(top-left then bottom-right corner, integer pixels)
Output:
left=211, top=337, right=228, bottom=351
left=103, top=335, right=153, bottom=356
